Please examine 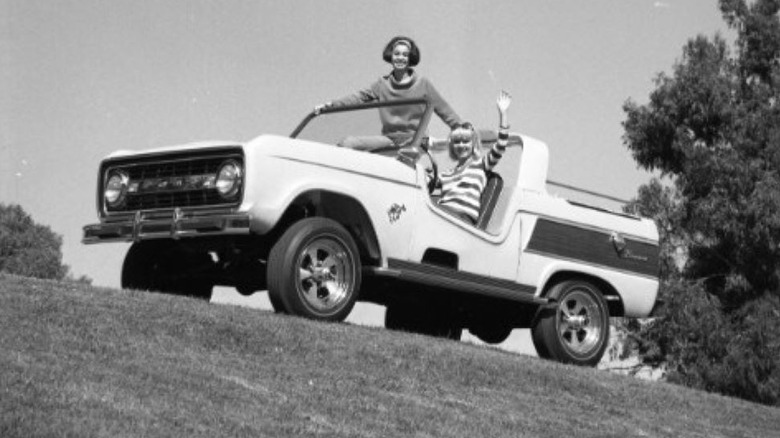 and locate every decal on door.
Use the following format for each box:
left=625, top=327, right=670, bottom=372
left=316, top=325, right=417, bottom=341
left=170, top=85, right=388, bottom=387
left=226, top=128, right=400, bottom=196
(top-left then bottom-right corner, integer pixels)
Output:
left=387, top=203, right=406, bottom=224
